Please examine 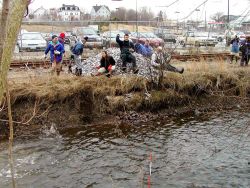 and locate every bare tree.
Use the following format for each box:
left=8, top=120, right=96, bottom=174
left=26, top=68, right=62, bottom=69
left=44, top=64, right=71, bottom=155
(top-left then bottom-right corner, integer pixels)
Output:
left=126, top=9, right=136, bottom=21
left=115, top=7, right=127, bottom=21
left=210, top=12, right=224, bottom=22
left=0, top=0, right=10, bottom=67
left=138, top=7, right=155, bottom=25
left=0, top=0, right=30, bottom=107
left=139, top=7, right=154, bottom=21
